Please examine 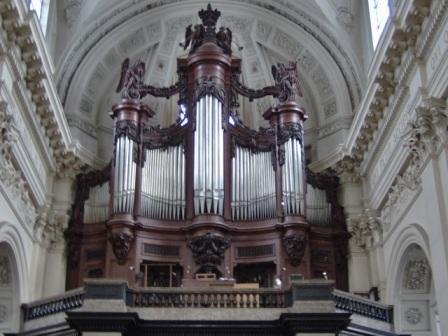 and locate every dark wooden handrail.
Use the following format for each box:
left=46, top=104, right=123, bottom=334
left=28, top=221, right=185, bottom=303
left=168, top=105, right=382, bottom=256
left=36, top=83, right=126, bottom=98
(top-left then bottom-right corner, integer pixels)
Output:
left=333, top=289, right=394, bottom=323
